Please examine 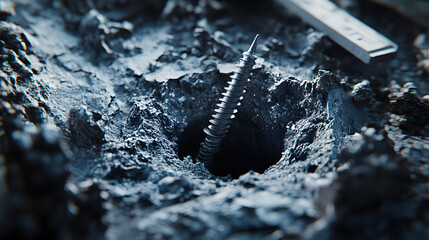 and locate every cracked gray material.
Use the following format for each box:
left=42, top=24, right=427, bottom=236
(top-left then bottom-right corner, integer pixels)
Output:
left=1, top=0, right=429, bottom=239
